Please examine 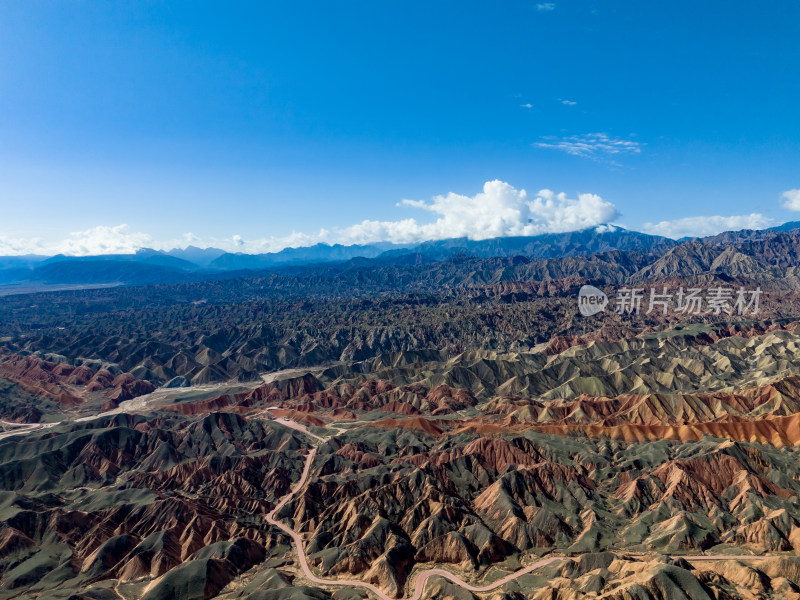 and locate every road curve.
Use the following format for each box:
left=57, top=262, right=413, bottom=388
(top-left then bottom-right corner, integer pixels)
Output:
left=265, top=418, right=780, bottom=599
left=265, top=409, right=327, bottom=443
left=6, top=407, right=769, bottom=597
left=0, top=420, right=50, bottom=440
left=266, top=447, right=561, bottom=600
